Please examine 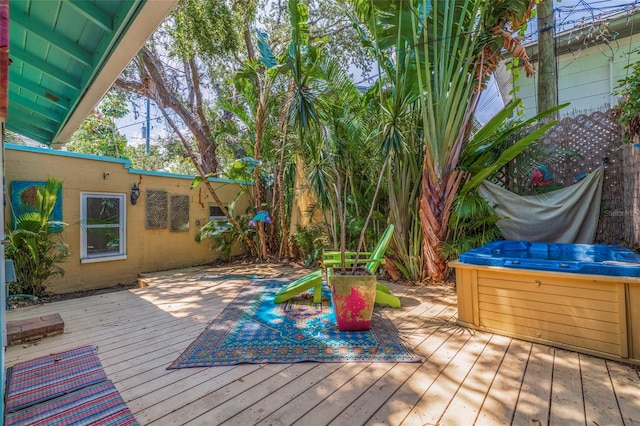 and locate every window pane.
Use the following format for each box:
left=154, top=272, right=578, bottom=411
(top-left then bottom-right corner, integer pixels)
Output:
left=209, top=204, right=228, bottom=222
left=86, top=227, right=121, bottom=255
left=210, top=206, right=223, bottom=216
left=86, top=197, right=120, bottom=225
